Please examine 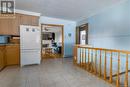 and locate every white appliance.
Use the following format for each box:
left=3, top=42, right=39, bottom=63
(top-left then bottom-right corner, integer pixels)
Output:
left=20, top=25, right=41, bottom=67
